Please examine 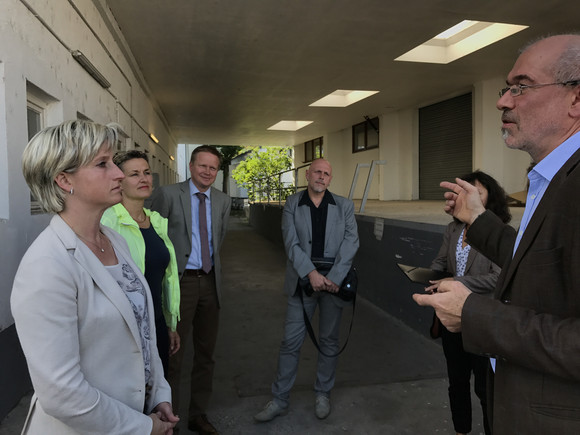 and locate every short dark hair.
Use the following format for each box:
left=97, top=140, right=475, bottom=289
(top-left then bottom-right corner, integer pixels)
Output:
left=113, top=150, right=149, bottom=170
left=190, top=145, right=223, bottom=166
left=460, top=170, right=511, bottom=224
